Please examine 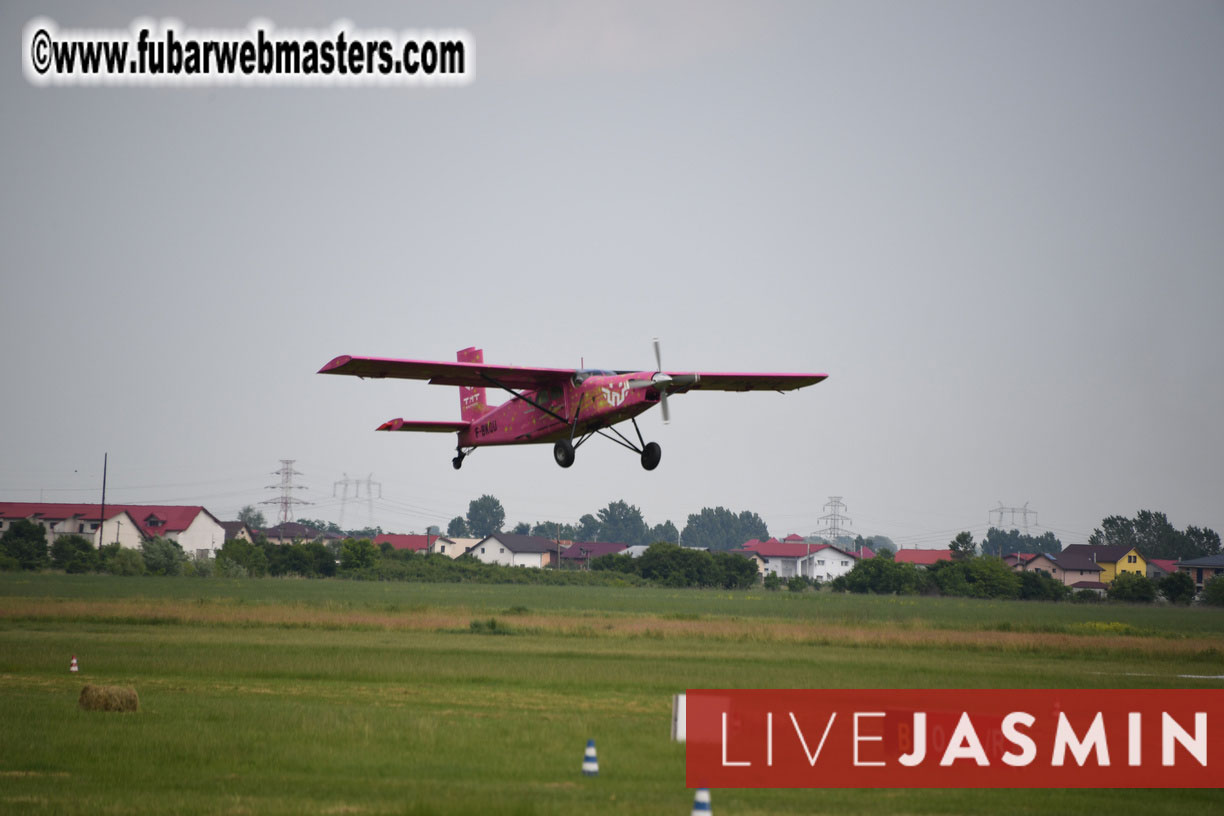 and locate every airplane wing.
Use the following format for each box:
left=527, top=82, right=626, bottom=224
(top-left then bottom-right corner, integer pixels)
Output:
left=673, top=372, right=828, bottom=392
left=319, top=355, right=575, bottom=390
left=377, top=419, right=469, bottom=432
